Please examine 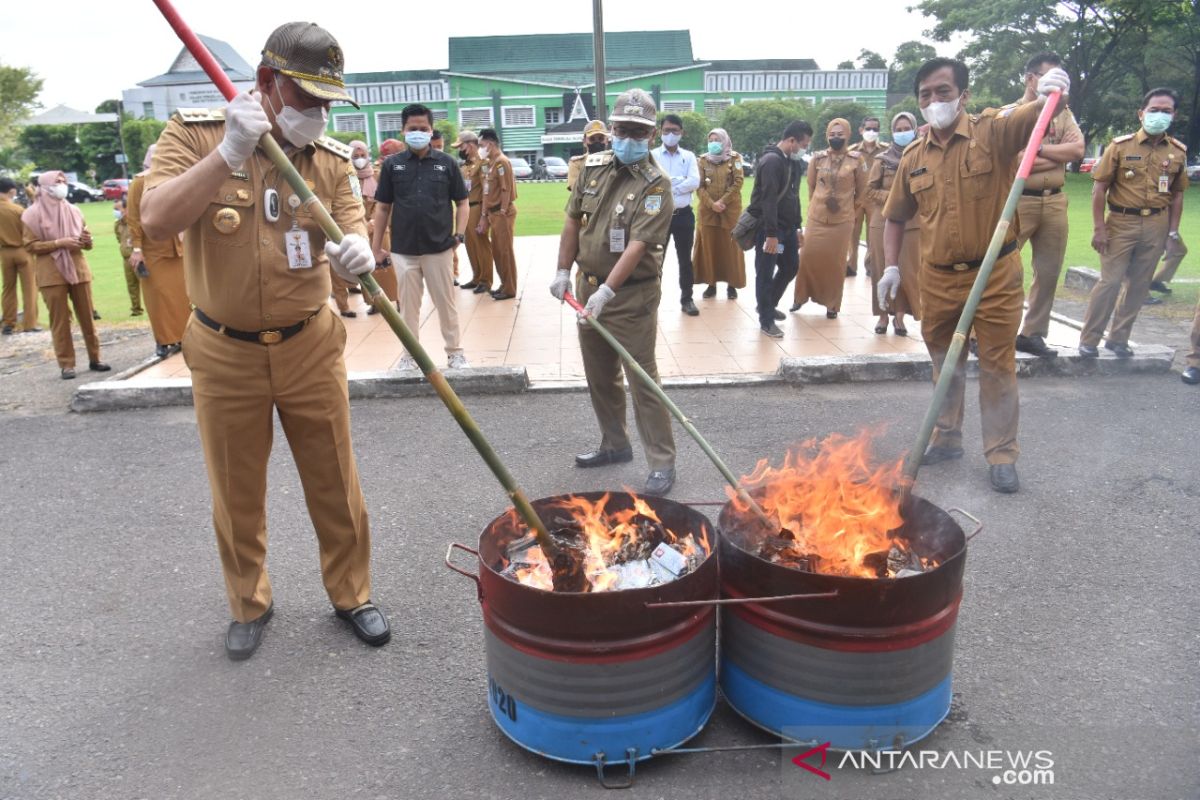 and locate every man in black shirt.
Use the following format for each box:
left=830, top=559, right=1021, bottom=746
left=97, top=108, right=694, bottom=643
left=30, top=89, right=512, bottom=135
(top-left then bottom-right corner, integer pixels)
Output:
left=747, top=120, right=812, bottom=337
left=372, top=103, right=470, bottom=369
